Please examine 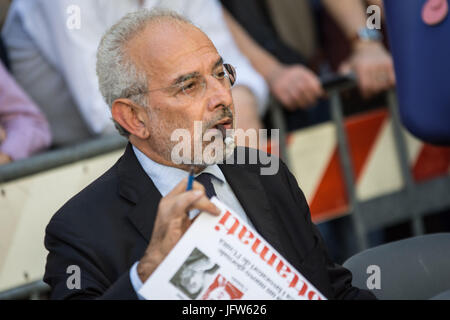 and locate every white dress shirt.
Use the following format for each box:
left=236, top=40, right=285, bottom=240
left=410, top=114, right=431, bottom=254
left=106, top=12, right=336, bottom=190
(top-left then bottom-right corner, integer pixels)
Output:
left=2, top=0, right=268, bottom=146
left=130, top=145, right=253, bottom=298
